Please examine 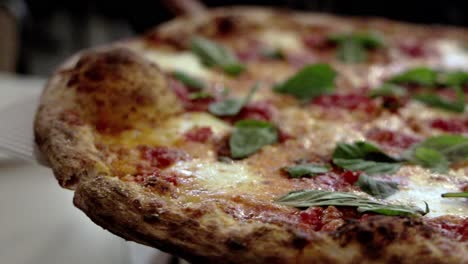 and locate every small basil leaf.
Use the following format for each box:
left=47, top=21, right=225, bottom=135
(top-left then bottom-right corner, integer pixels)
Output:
left=273, top=63, right=336, bottom=100
left=188, top=91, right=213, bottom=100
left=438, top=71, right=468, bottom=87
left=441, top=192, right=468, bottom=198
left=369, top=83, right=407, bottom=98
left=261, top=48, right=285, bottom=60
left=329, top=32, right=384, bottom=49
left=209, top=83, right=259, bottom=116
left=275, top=190, right=427, bottom=216
left=209, top=99, right=244, bottom=116
left=221, top=63, right=246, bottom=76
left=410, top=135, right=468, bottom=164
left=390, top=67, right=437, bottom=86
left=337, top=39, right=367, bottom=63
left=284, top=163, right=330, bottom=178
left=230, top=120, right=278, bottom=159
left=413, top=86, right=465, bottom=113
left=172, top=70, right=206, bottom=91
left=356, top=174, right=399, bottom=199
left=410, top=147, right=449, bottom=173
left=191, top=36, right=245, bottom=76
left=333, top=158, right=401, bottom=175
